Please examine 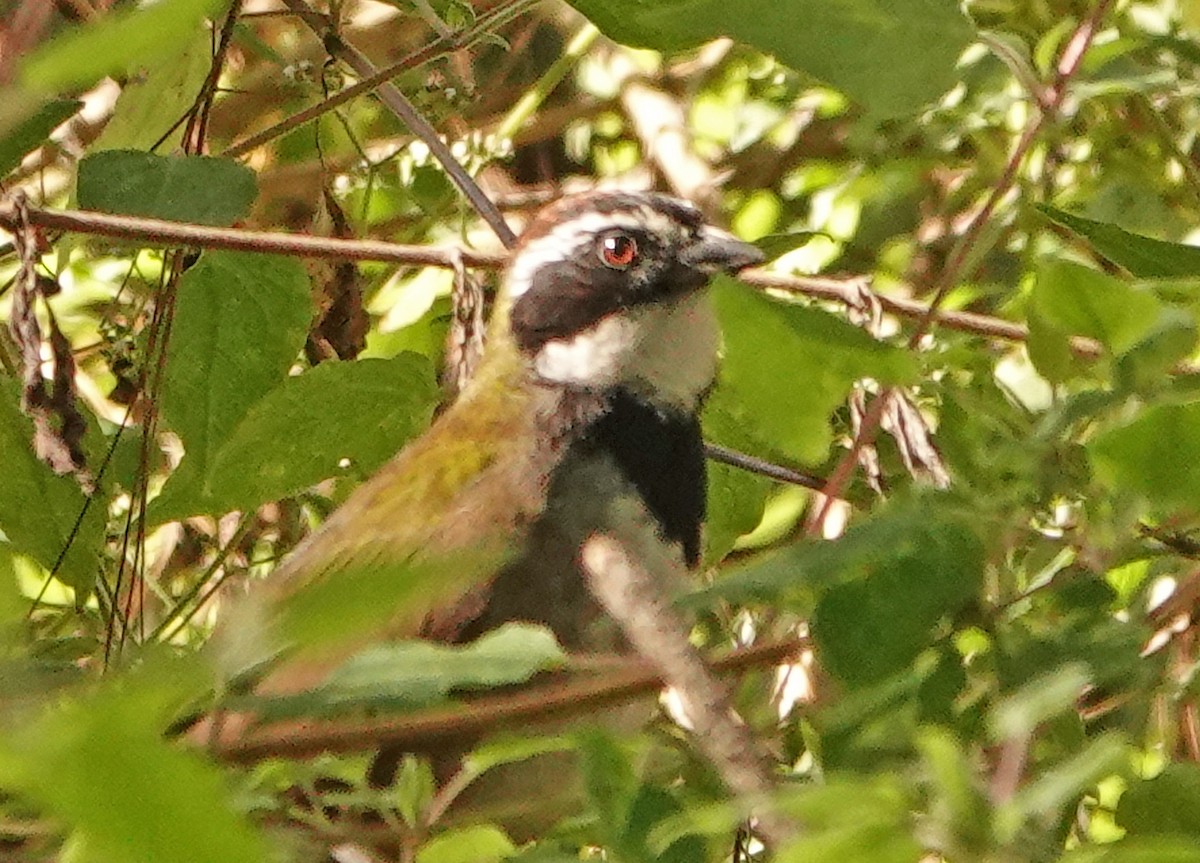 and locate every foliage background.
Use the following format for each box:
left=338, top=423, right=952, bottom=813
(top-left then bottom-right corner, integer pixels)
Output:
left=5, top=0, right=1200, bottom=860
